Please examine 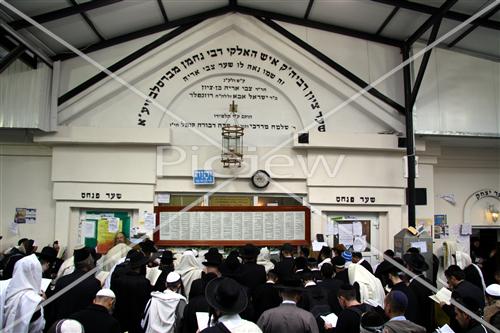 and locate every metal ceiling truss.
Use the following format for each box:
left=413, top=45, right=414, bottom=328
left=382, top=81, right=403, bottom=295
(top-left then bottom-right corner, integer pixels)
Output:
left=67, top=0, right=105, bottom=42
left=371, top=0, right=500, bottom=31
left=0, top=30, right=36, bottom=69
left=375, top=6, right=400, bottom=35
left=0, top=43, right=26, bottom=73
left=156, top=0, right=169, bottom=23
